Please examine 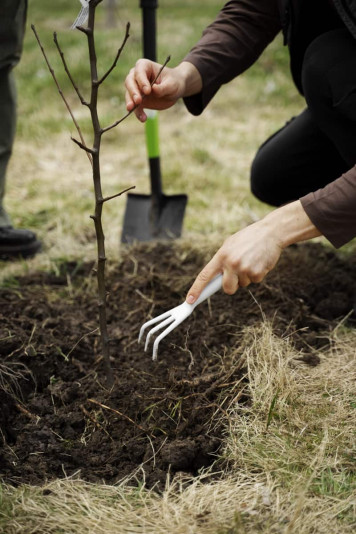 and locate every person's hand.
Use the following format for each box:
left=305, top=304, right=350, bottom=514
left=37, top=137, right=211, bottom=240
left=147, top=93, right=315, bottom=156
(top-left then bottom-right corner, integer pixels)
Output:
left=186, top=200, right=321, bottom=303
left=125, top=60, right=203, bottom=122
left=186, top=221, right=283, bottom=303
